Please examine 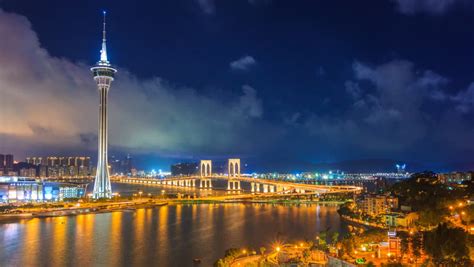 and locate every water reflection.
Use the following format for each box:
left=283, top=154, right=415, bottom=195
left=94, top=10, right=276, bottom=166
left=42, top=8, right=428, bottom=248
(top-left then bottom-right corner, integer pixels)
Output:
left=22, top=218, right=40, bottom=266
left=0, top=203, right=345, bottom=267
